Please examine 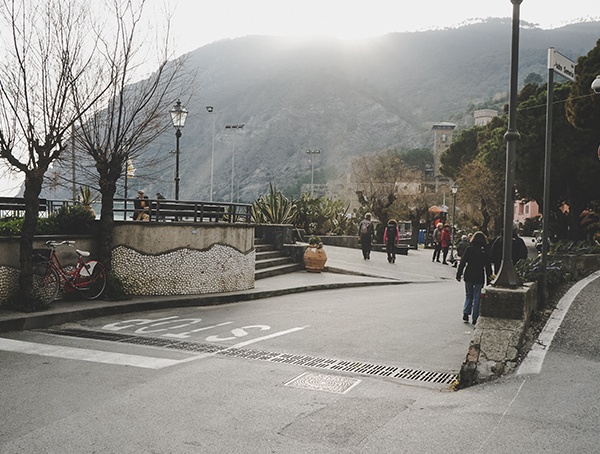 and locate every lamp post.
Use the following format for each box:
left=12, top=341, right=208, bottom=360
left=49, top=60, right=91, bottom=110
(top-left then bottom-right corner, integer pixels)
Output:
left=306, top=149, right=320, bottom=197
left=170, top=99, right=188, bottom=200
left=493, top=0, right=522, bottom=289
left=450, top=182, right=458, bottom=262
left=225, top=124, right=244, bottom=202
left=206, top=106, right=216, bottom=202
